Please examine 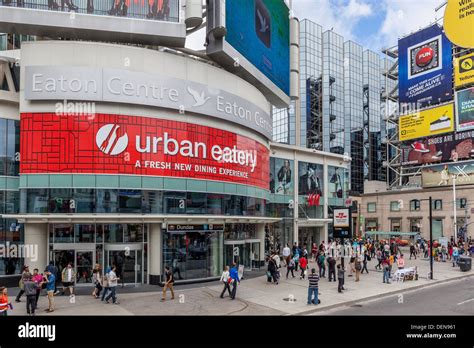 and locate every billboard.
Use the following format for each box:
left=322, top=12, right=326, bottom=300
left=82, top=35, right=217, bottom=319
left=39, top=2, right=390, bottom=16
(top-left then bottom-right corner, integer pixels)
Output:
left=399, top=103, right=455, bottom=141
left=455, top=52, right=474, bottom=88
left=456, top=87, right=474, bottom=132
left=20, top=113, right=270, bottom=190
left=422, top=160, right=474, bottom=187
left=206, top=0, right=290, bottom=107
left=298, top=161, right=323, bottom=196
left=333, top=208, right=352, bottom=239
left=398, top=24, right=453, bottom=108
left=269, top=157, right=294, bottom=195
left=401, top=130, right=474, bottom=166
